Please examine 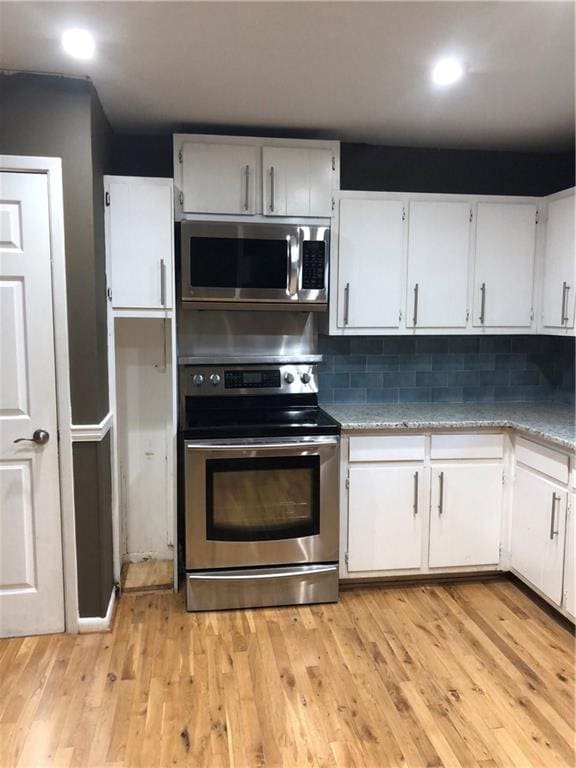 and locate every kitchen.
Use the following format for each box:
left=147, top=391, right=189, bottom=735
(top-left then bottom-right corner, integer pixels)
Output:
left=0, top=2, right=574, bottom=767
